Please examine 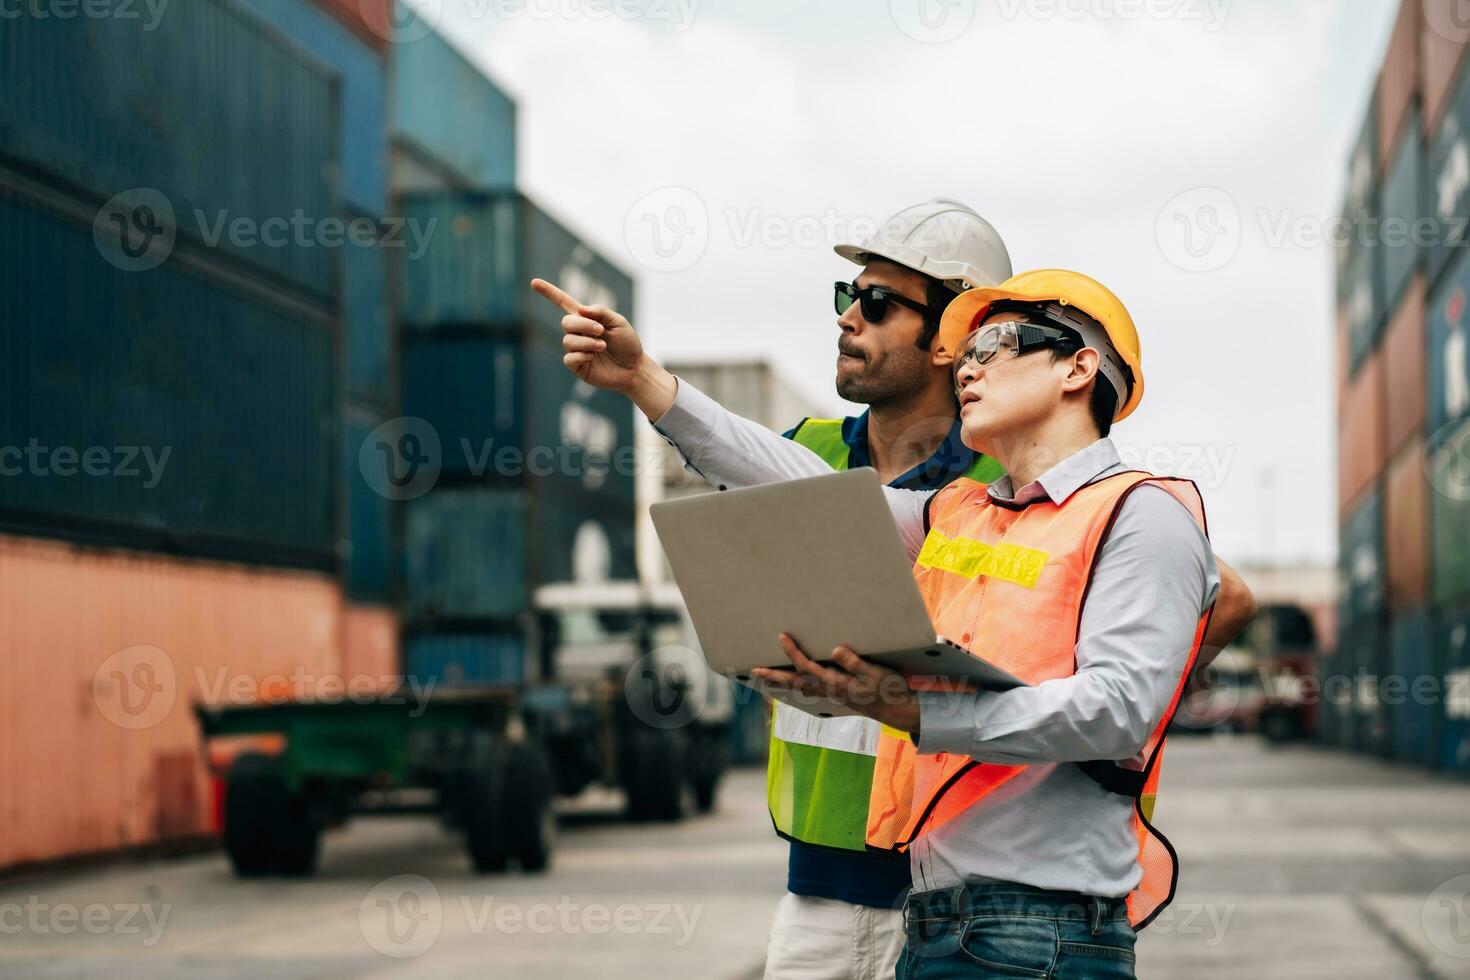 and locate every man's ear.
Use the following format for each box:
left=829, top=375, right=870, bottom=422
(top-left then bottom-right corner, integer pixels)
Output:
left=1061, top=347, right=1101, bottom=395
left=930, top=341, right=956, bottom=369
